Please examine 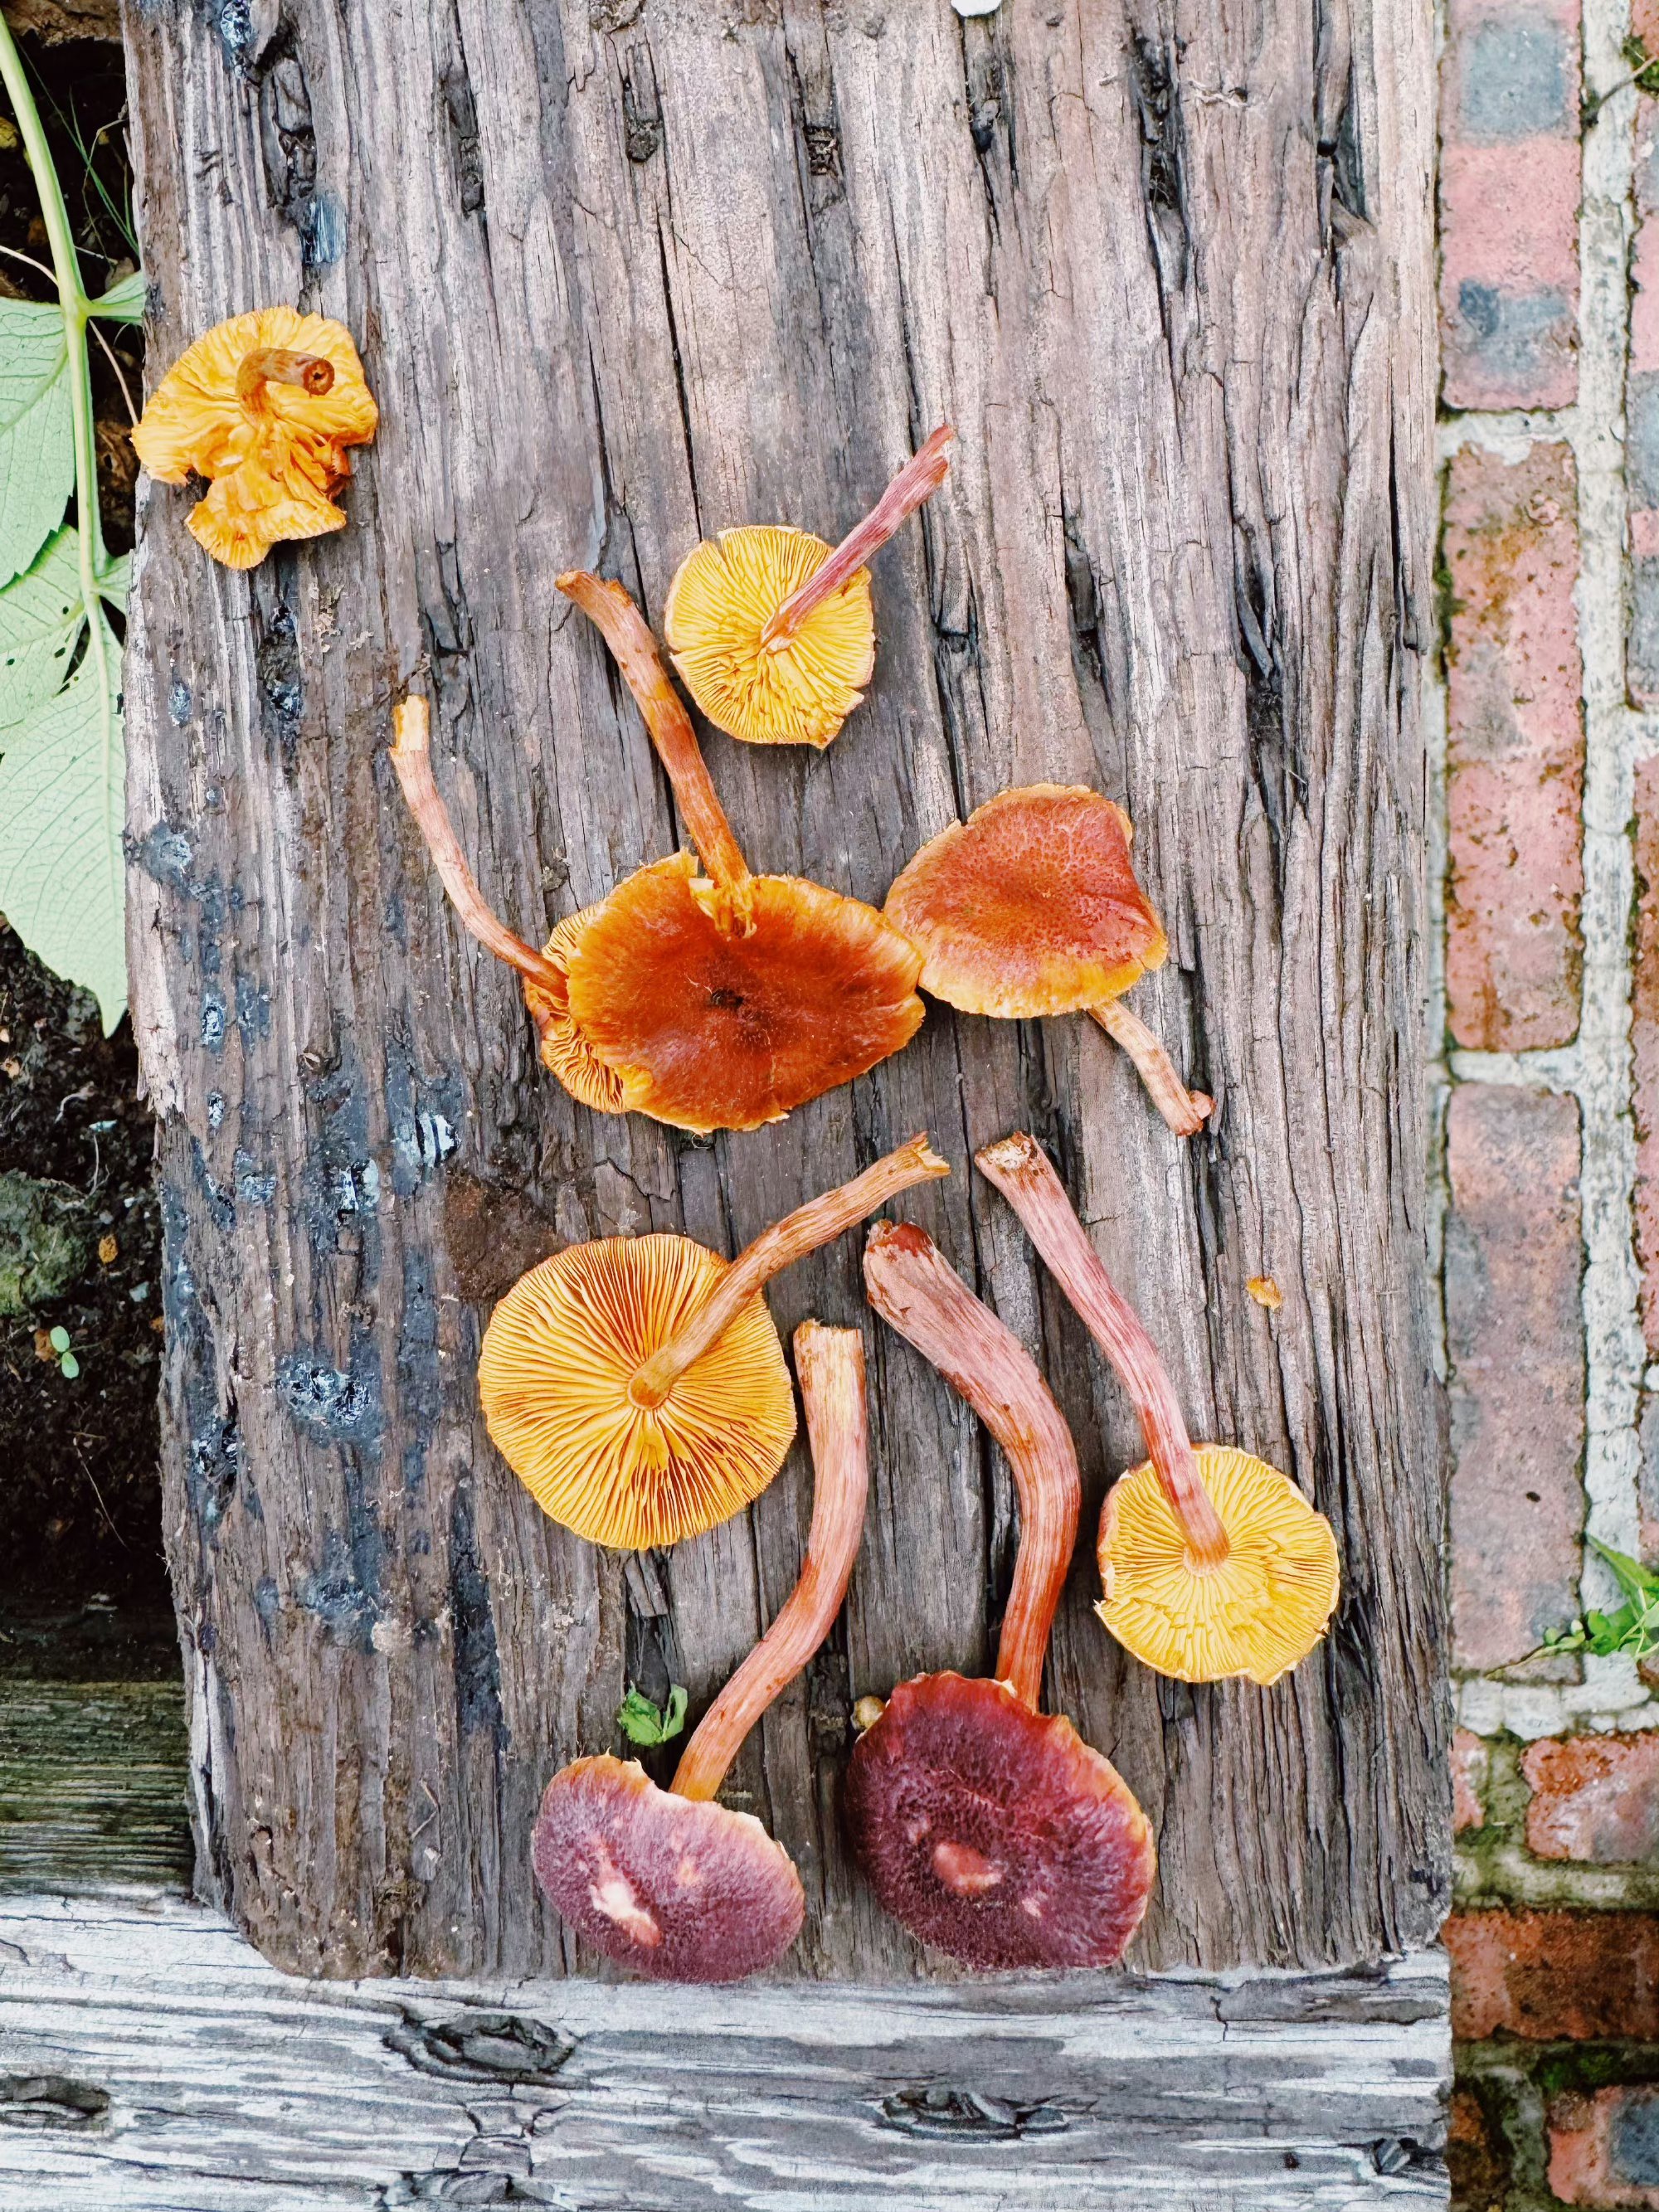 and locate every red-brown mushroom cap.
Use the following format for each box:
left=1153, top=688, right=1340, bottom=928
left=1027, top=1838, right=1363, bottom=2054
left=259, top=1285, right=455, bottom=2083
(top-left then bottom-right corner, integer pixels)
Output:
left=843, top=1674, right=1155, bottom=1971
left=533, top=1755, right=804, bottom=1982
left=566, top=852, right=925, bottom=1132
left=883, top=785, right=1168, bottom=1018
